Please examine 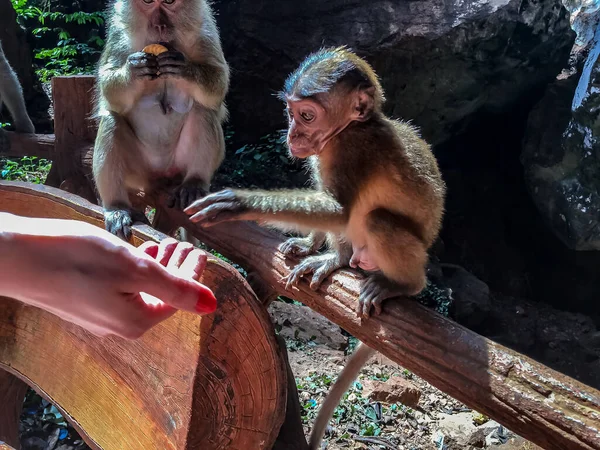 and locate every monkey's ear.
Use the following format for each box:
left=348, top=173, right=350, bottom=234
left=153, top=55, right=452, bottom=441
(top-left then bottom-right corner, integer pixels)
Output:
left=351, top=86, right=376, bottom=122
